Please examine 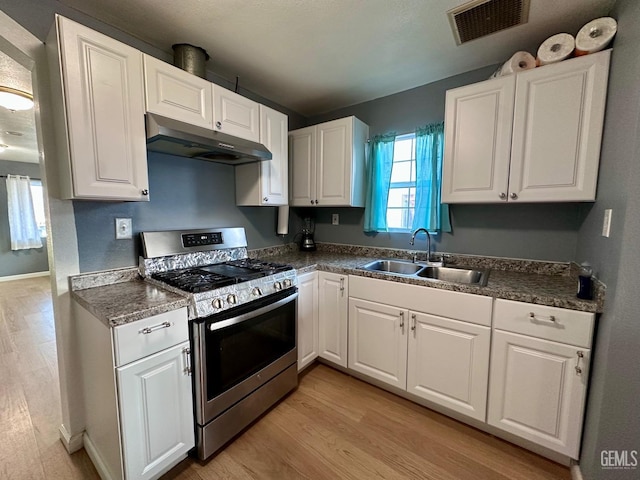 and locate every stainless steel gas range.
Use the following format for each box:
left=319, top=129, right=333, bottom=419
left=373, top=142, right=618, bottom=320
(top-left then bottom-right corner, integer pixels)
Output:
left=139, top=227, right=298, bottom=460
